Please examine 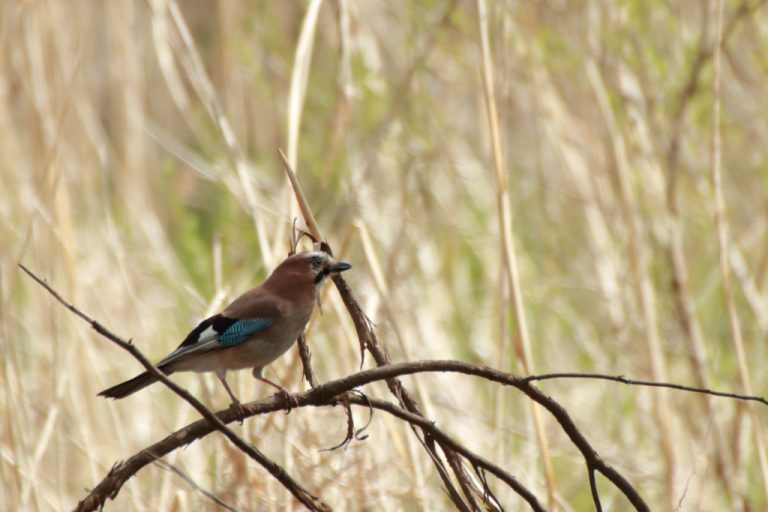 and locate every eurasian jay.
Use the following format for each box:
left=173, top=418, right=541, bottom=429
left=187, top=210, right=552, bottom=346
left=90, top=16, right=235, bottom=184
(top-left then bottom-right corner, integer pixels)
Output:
left=99, top=251, right=351, bottom=406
